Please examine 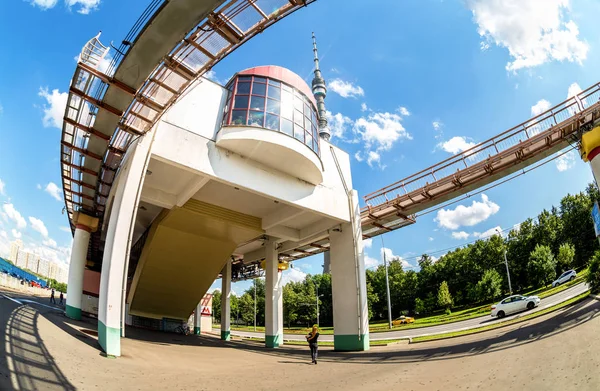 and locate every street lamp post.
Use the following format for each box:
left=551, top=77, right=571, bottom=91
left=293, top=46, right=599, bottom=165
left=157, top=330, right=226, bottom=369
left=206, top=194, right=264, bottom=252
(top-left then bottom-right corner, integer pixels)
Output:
left=496, top=228, right=513, bottom=294
left=316, top=284, right=319, bottom=326
left=381, top=236, right=393, bottom=329
left=253, top=278, right=257, bottom=332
